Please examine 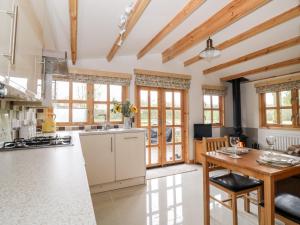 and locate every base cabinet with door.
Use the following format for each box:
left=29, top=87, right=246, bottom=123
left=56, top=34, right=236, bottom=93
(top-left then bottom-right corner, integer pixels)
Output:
left=194, top=139, right=204, bottom=164
left=79, top=128, right=146, bottom=193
